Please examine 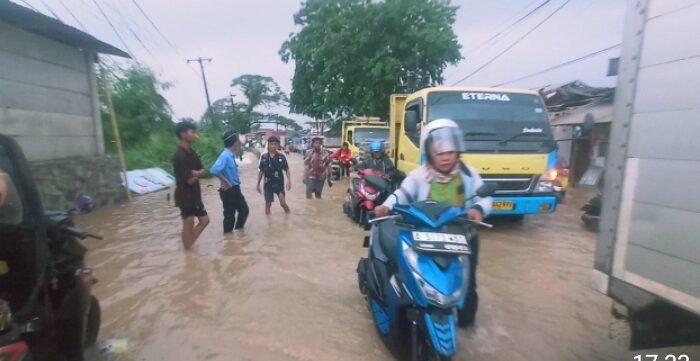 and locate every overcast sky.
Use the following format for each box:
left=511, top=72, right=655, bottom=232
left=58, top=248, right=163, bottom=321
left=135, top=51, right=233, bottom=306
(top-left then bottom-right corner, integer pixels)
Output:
left=14, top=0, right=626, bottom=125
